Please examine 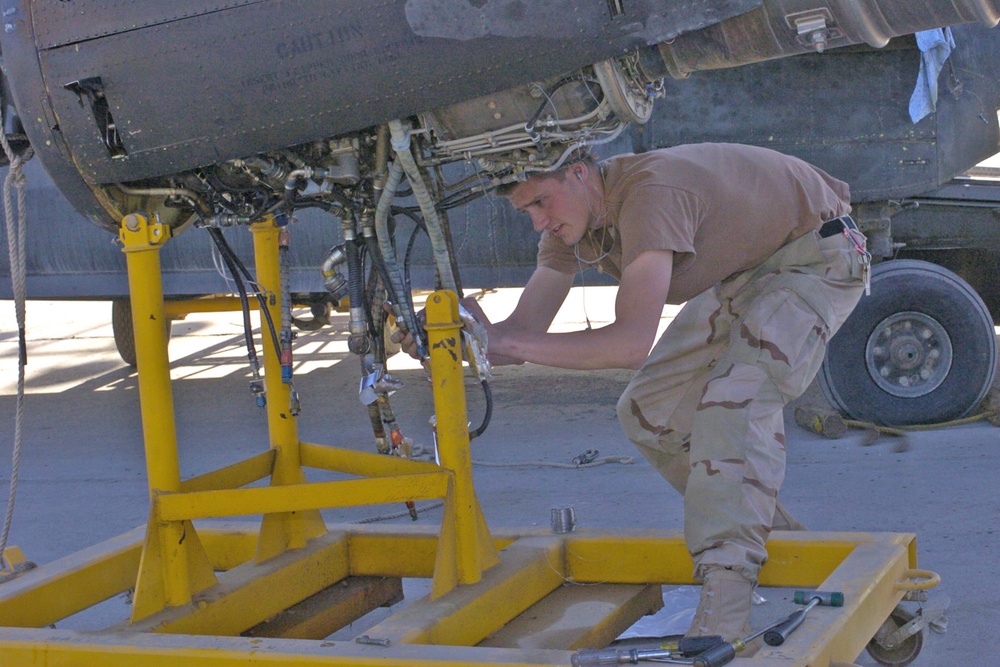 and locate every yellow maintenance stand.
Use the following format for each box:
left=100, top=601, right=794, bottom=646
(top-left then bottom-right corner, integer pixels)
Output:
left=0, top=212, right=937, bottom=666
